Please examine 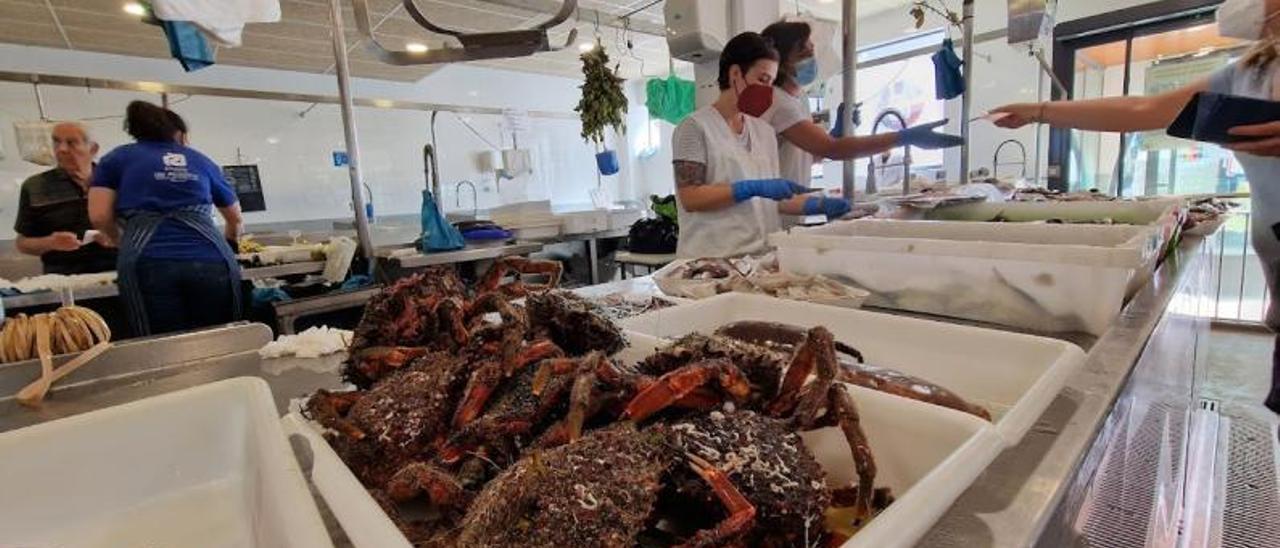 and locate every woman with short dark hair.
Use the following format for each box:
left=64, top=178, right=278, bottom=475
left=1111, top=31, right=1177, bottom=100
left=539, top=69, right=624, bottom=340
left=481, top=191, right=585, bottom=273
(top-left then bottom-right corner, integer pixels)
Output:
left=88, top=100, right=244, bottom=335
left=672, top=32, right=846, bottom=258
